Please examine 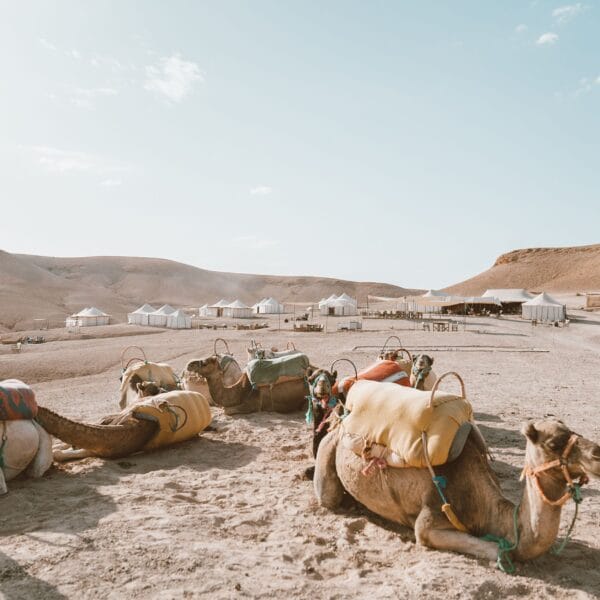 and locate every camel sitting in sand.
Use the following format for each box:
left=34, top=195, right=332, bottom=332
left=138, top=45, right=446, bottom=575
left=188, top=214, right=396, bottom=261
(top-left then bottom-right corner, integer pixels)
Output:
left=305, top=368, right=340, bottom=458
left=184, top=355, right=309, bottom=414
left=410, top=354, right=436, bottom=390
left=37, top=389, right=212, bottom=461
left=119, top=361, right=180, bottom=409
left=181, top=354, right=242, bottom=405
left=314, top=390, right=600, bottom=568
